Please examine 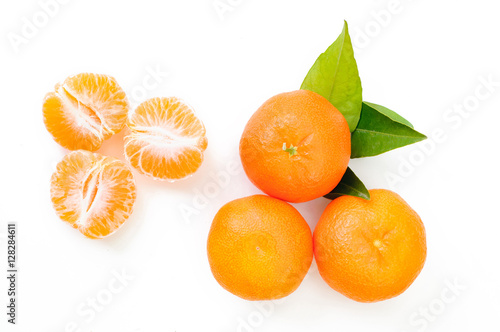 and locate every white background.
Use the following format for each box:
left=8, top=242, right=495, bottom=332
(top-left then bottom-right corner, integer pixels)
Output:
left=1, top=0, right=500, bottom=331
